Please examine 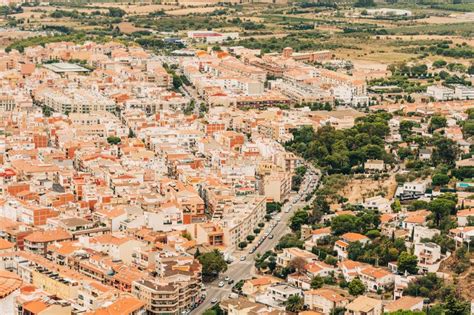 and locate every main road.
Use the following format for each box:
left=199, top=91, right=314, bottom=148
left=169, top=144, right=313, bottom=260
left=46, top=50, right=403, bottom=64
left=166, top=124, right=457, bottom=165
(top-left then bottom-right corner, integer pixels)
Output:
left=191, top=166, right=320, bottom=314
